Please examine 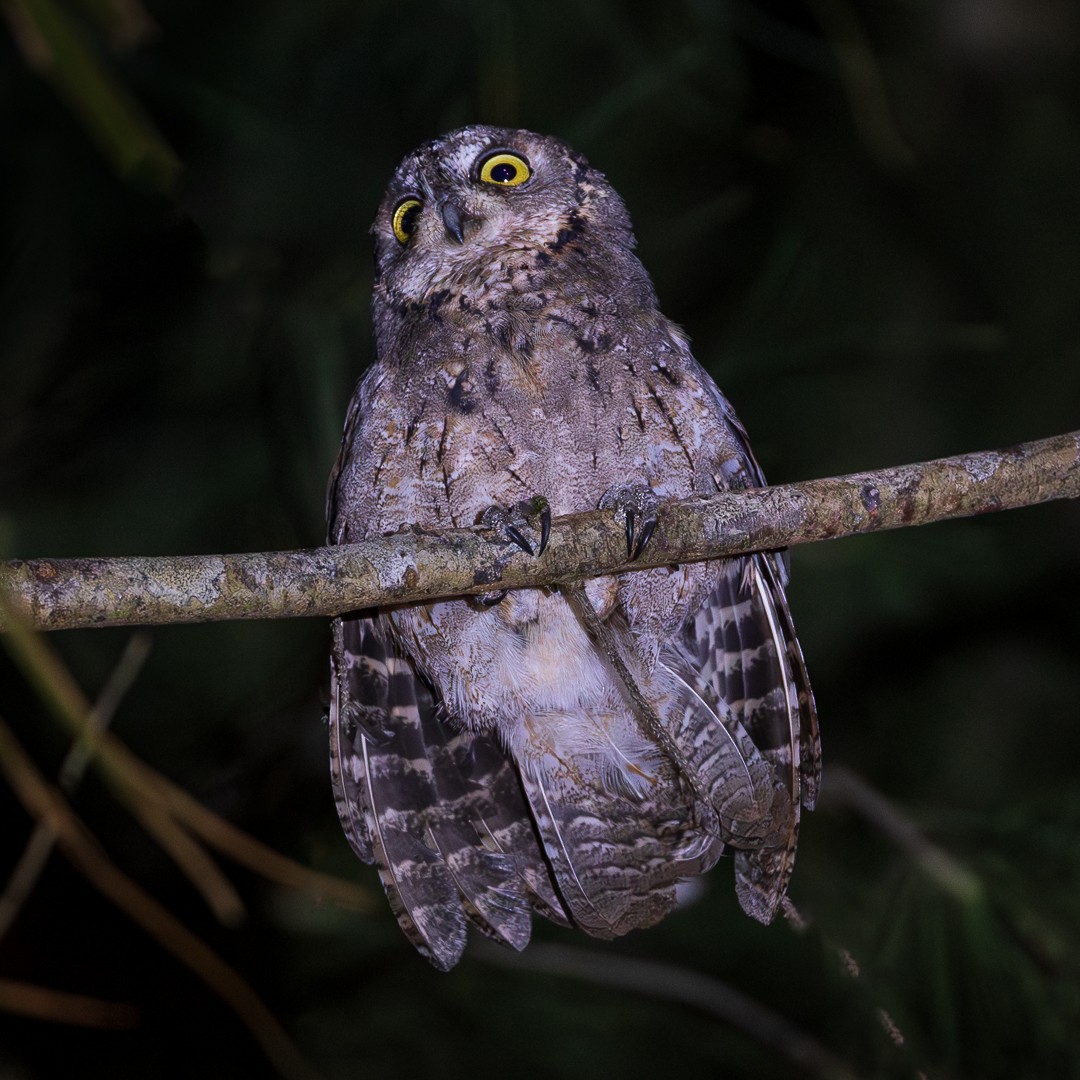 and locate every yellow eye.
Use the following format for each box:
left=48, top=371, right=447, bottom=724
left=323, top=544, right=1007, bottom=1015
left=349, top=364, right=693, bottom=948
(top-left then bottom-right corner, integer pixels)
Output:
left=392, top=198, right=422, bottom=244
left=478, top=152, right=531, bottom=187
